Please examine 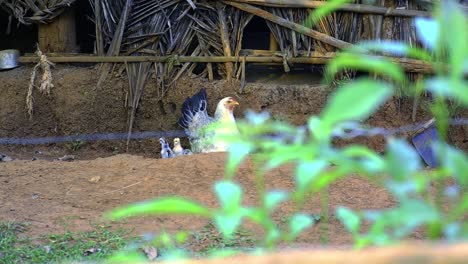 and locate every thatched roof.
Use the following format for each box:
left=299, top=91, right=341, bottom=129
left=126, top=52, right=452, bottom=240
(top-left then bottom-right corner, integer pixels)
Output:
left=0, top=0, right=75, bottom=24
